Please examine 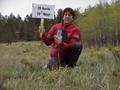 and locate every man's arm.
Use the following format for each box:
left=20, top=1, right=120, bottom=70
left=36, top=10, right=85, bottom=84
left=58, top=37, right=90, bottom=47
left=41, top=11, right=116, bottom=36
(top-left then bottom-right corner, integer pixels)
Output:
left=39, top=25, right=56, bottom=45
